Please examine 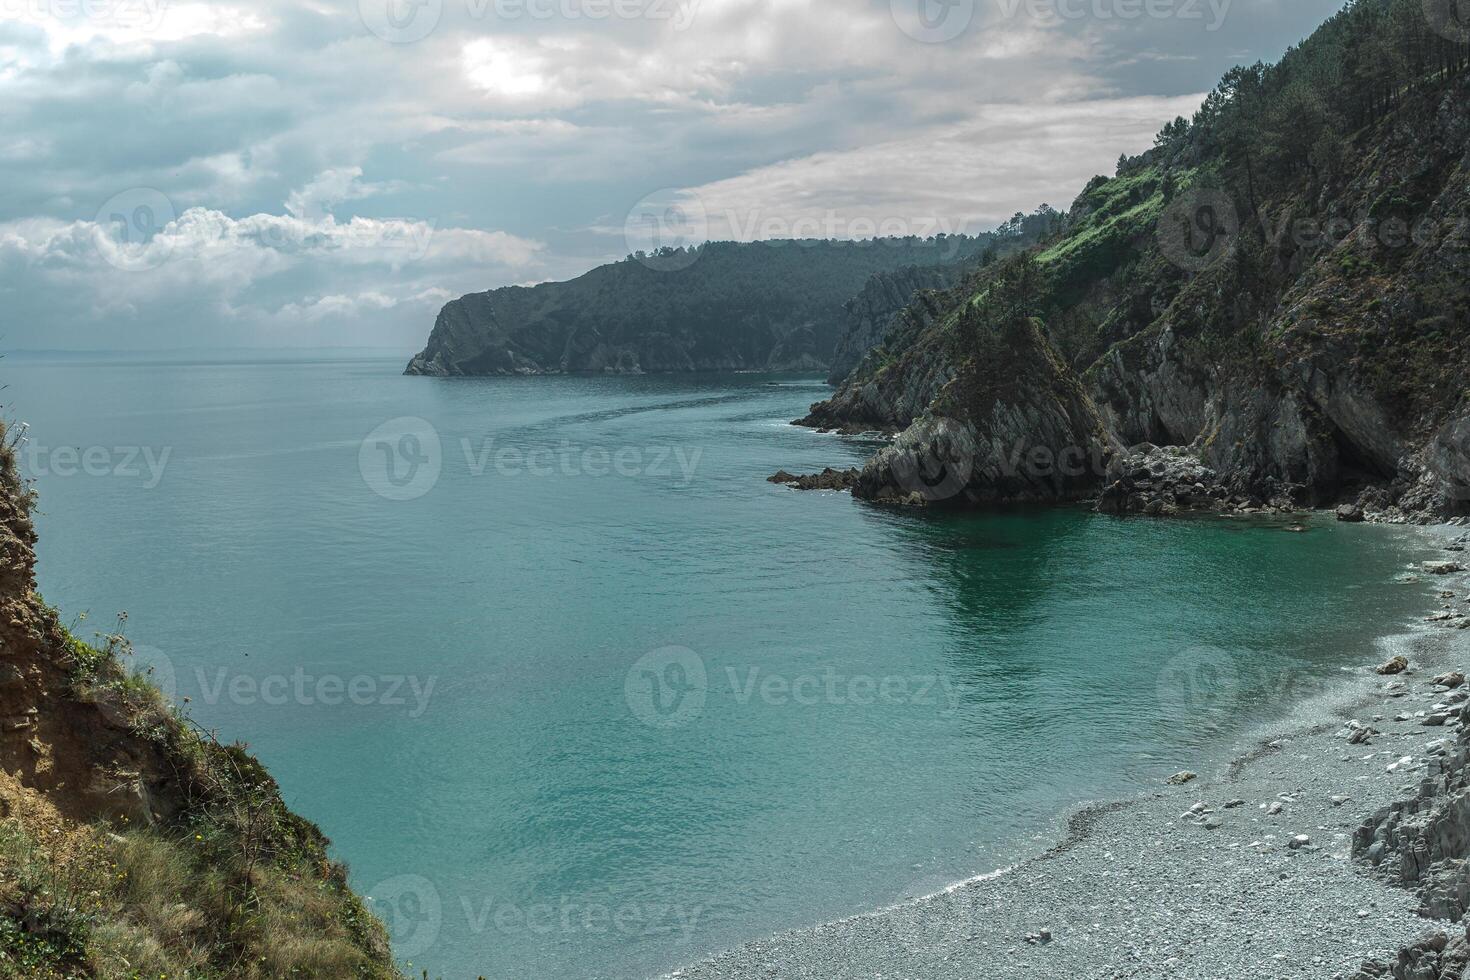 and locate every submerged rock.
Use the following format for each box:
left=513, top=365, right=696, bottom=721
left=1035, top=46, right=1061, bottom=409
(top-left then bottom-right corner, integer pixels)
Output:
left=1377, top=656, right=1411, bottom=676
